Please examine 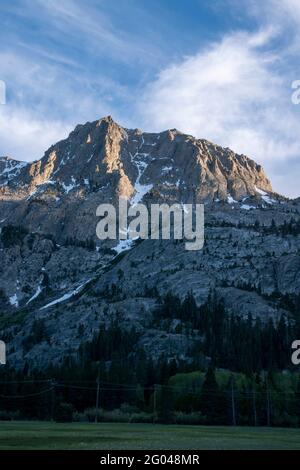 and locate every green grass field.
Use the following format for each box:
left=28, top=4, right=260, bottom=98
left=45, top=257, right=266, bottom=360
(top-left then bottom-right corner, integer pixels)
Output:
left=0, top=422, right=299, bottom=450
